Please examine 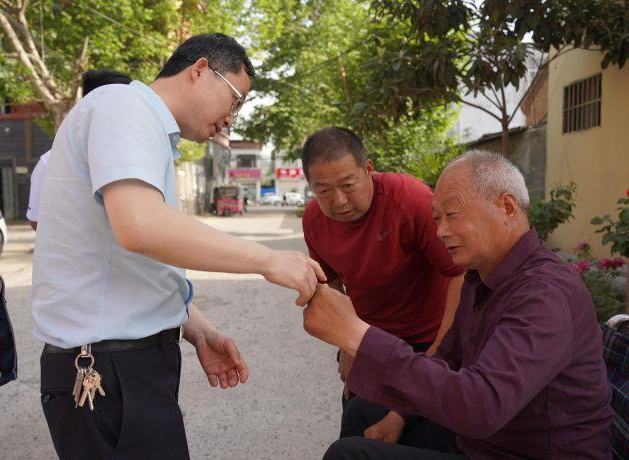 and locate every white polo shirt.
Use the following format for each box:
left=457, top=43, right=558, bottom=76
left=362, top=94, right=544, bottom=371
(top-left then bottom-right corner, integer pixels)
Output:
left=26, top=151, right=51, bottom=222
left=32, top=81, right=191, bottom=348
